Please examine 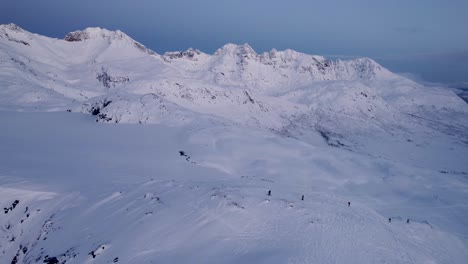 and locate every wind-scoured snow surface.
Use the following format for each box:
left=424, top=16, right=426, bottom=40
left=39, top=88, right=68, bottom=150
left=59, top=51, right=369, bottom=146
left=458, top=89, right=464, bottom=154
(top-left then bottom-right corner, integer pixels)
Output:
left=1, top=23, right=468, bottom=263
